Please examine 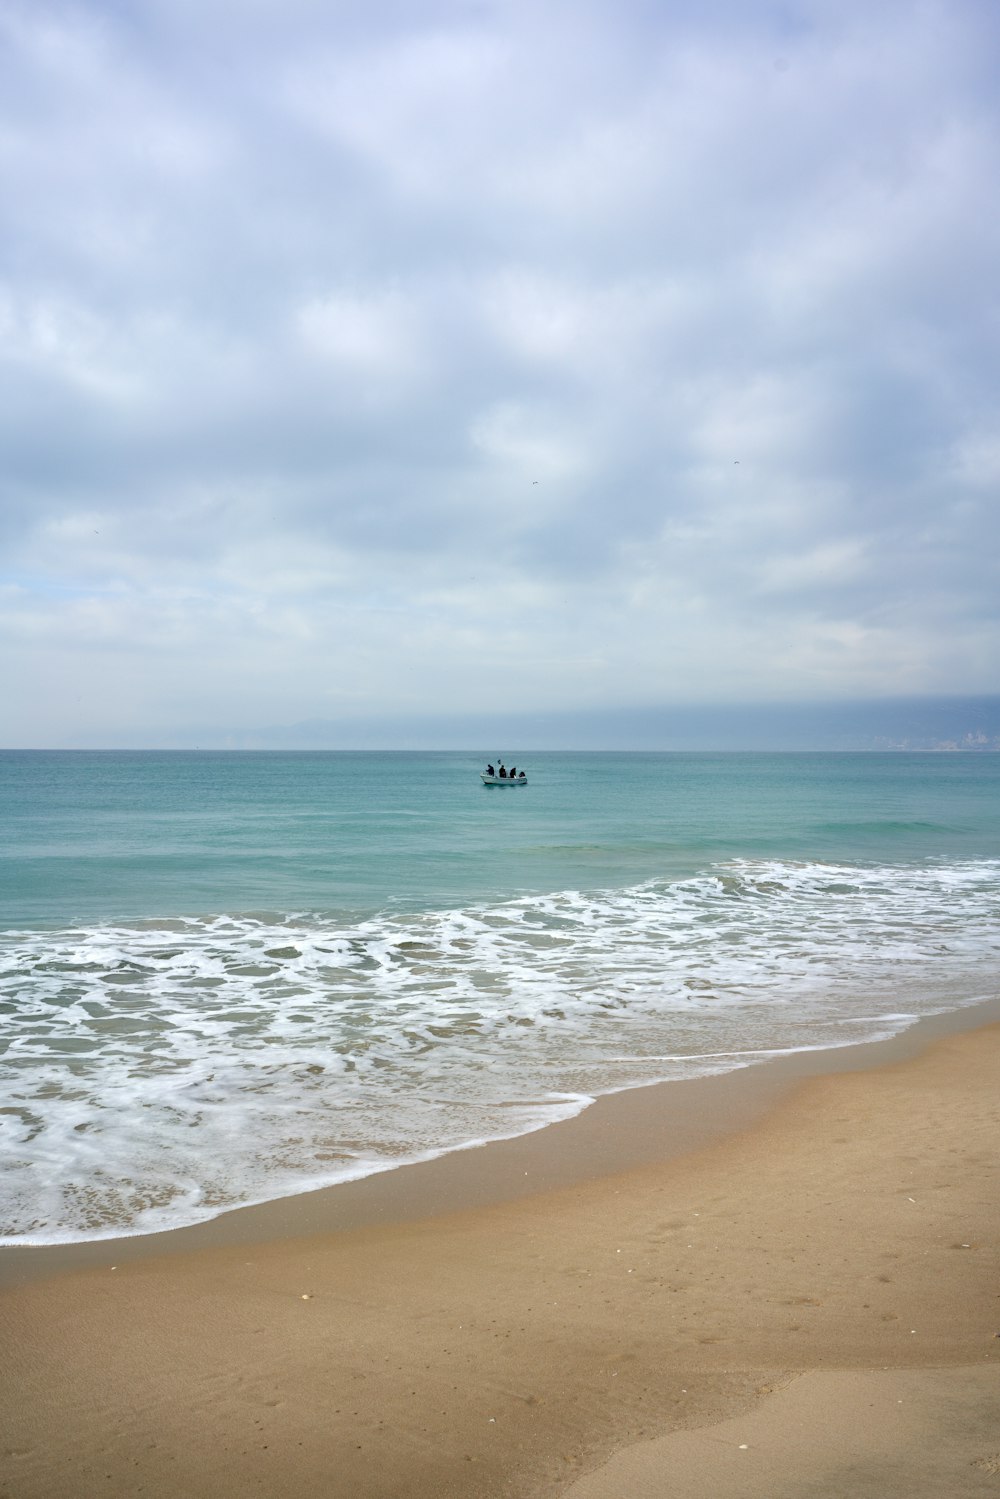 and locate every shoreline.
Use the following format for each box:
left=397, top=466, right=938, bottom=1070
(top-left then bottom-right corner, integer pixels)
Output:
left=3, top=998, right=998, bottom=1497
left=4, top=992, right=1000, bottom=1289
